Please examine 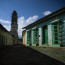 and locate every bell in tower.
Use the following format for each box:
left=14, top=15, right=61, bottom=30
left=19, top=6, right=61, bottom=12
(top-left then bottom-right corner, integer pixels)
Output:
left=10, top=10, right=18, bottom=45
